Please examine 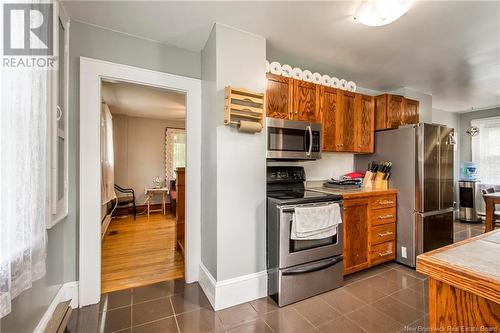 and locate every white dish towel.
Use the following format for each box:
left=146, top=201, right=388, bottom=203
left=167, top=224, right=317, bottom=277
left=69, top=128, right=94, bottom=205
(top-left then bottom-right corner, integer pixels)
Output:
left=291, top=203, right=342, bottom=240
